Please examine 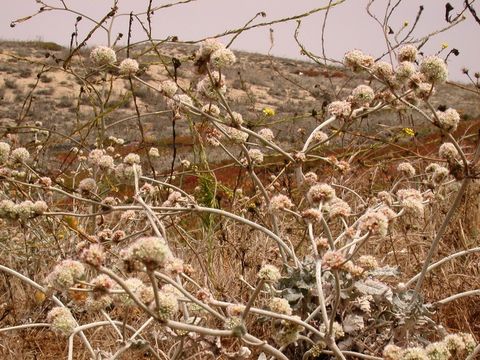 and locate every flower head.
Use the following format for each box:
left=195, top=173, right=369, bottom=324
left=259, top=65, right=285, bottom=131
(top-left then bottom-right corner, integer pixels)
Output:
left=90, top=46, right=117, bottom=66
left=322, top=251, right=345, bottom=270
left=327, top=100, right=352, bottom=118
left=210, top=47, right=236, bottom=68
left=161, top=80, right=178, bottom=97
left=438, top=142, right=459, bottom=159
left=402, top=347, right=428, bottom=360
left=258, top=264, right=281, bottom=283
left=420, top=56, right=448, bottom=83
left=383, top=344, right=403, bottom=360
left=352, top=85, right=375, bottom=106
left=397, top=162, right=416, bottom=177
left=359, top=211, right=389, bottom=236
left=0, top=142, right=11, bottom=164
left=11, top=147, right=30, bottom=163
left=248, top=149, right=264, bottom=165
left=47, top=307, right=77, bottom=336
left=269, top=297, right=292, bottom=315
left=45, top=260, right=85, bottom=290
left=307, top=184, right=335, bottom=204
left=396, top=61, right=416, bottom=81
left=119, top=58, right=139, bottom=75
left=435, top=108, right=460, bottom=132
left=373, top=61, right=394, bottom=80
left=257, top=128, right=275, bottom=142
left=398, top=44, right=418, bottom=62
left=125, top=236, right=171, bottom=270
left=154, top=290, right=179, bottom=320
left=344, top=49, right=374, bottom=71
